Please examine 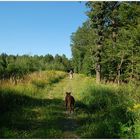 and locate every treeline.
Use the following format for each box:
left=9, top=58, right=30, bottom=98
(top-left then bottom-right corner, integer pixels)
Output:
left=0, top=53, right=71, bottom=82
left=71, top=2, right=140, bottom=84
